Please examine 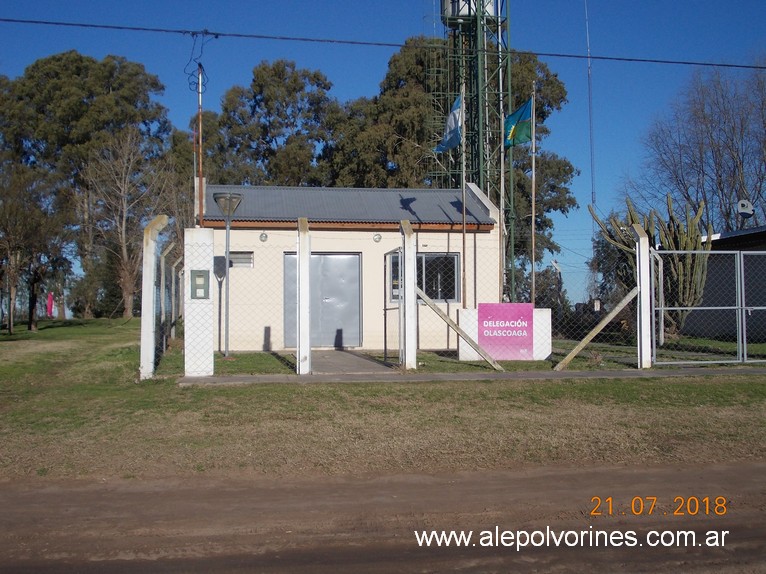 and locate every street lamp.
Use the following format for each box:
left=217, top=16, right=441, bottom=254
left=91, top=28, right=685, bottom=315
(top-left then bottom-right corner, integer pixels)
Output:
left=213, top=192, right=242, bottom=357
